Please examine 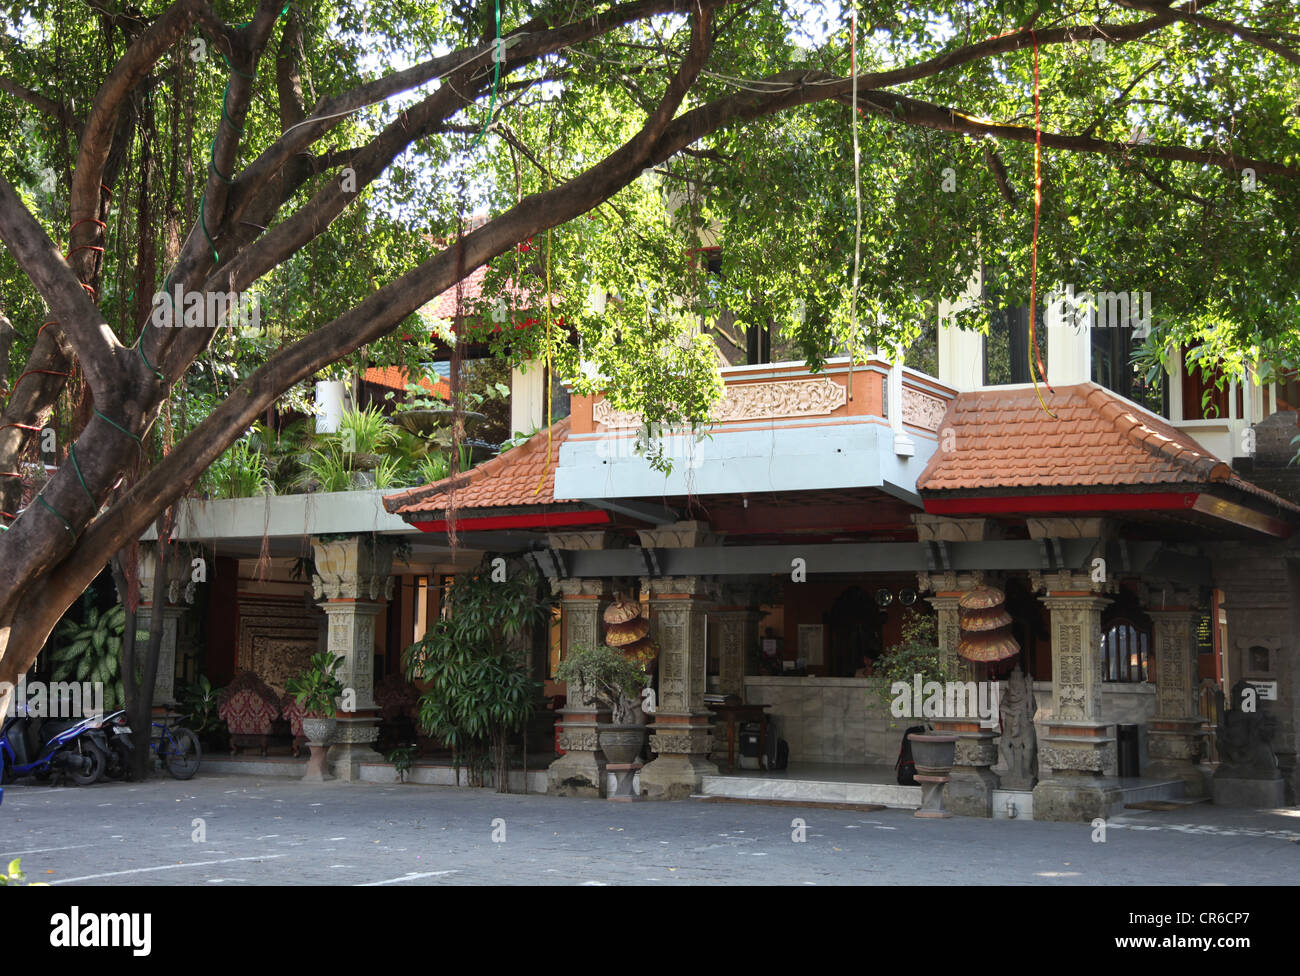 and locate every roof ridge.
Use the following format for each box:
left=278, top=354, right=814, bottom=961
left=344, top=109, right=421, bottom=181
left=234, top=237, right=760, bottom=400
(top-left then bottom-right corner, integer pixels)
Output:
left=381, top=416, right=571, bottom=514
left=1083, top=383, right=1228, bottom=481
